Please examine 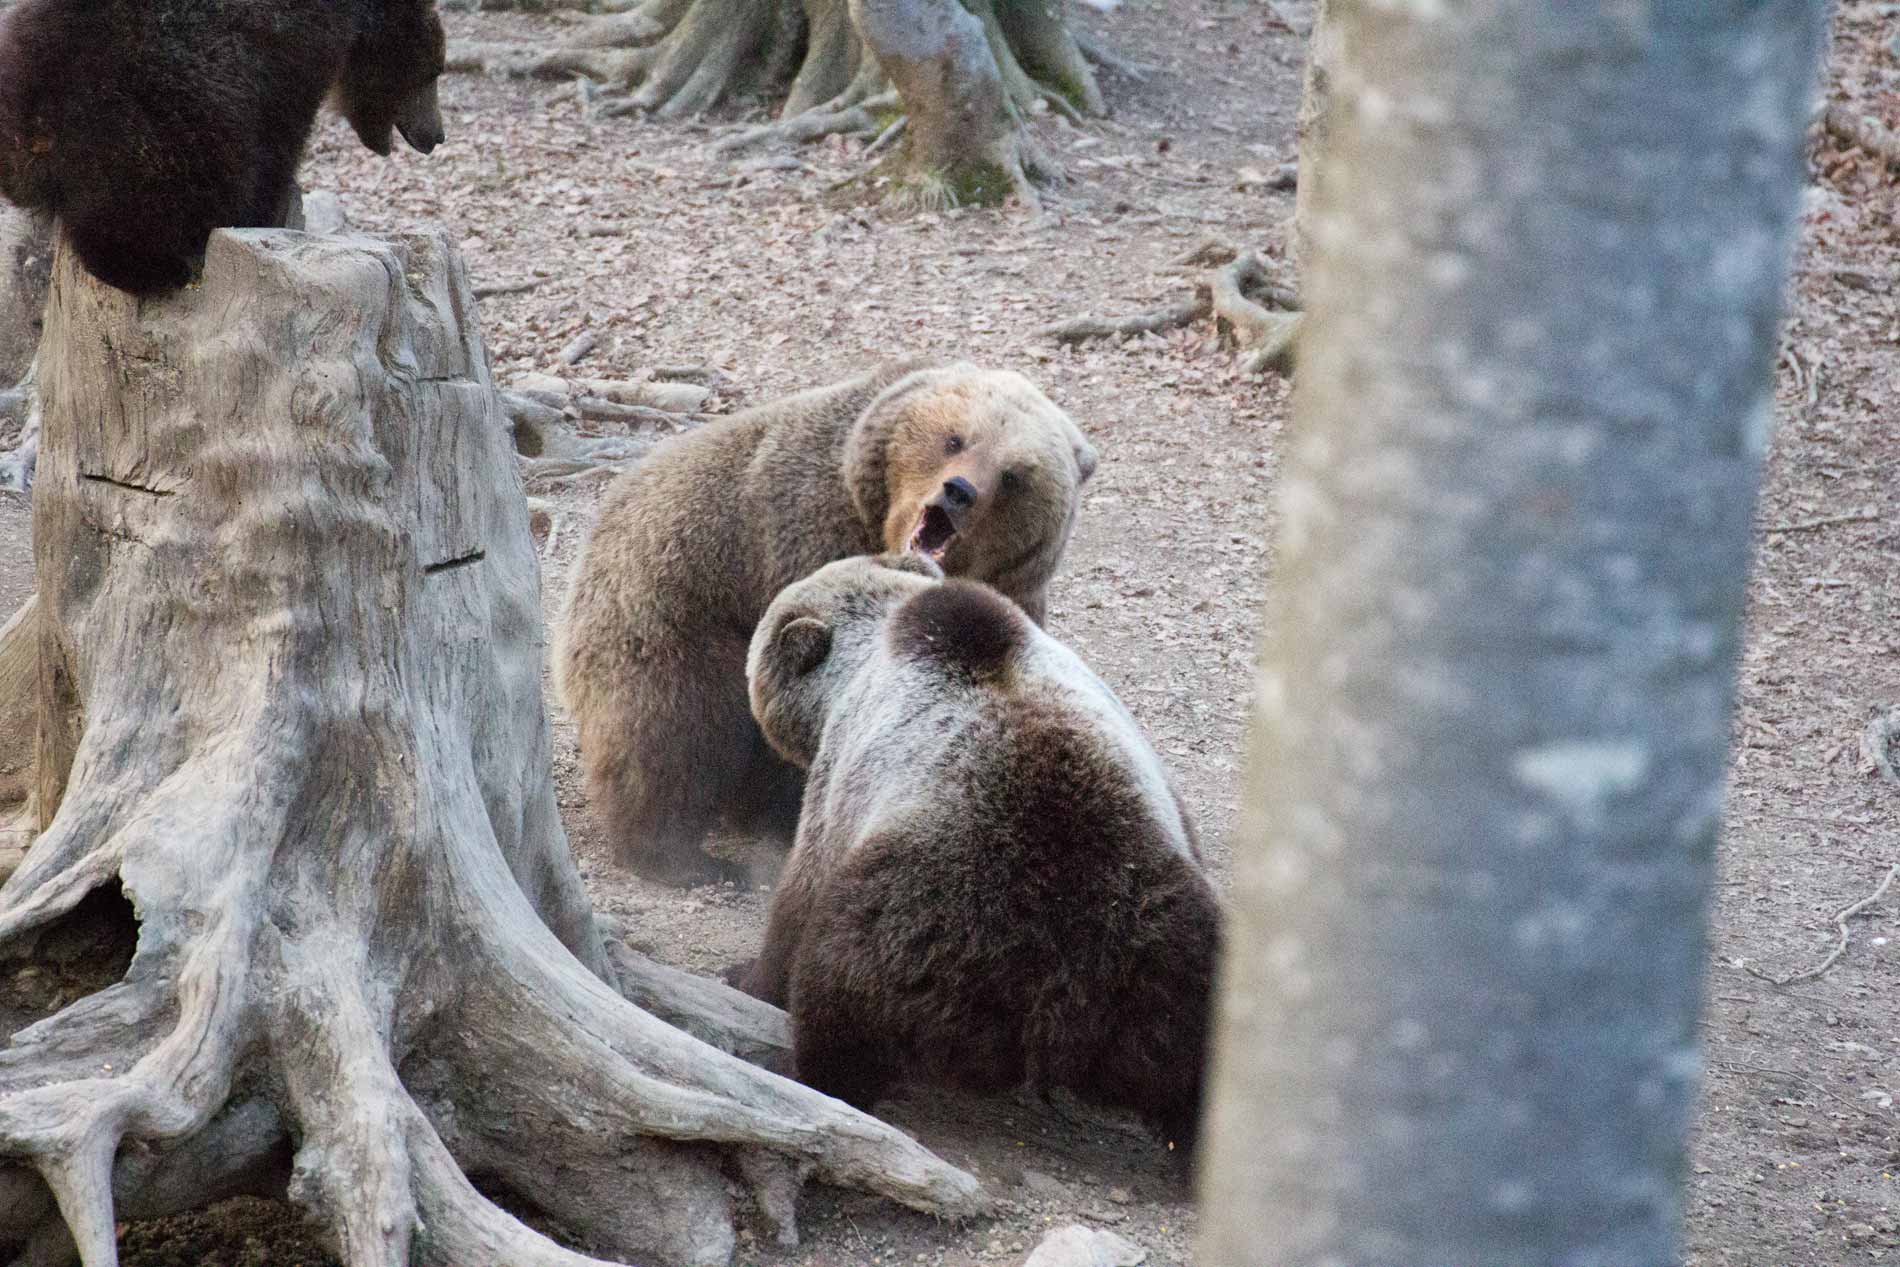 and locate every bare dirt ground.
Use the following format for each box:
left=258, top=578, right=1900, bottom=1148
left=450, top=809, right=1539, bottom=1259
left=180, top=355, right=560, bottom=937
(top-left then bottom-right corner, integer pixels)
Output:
left=0, top=1, right=1894, bottom=1263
